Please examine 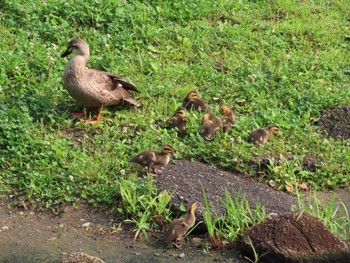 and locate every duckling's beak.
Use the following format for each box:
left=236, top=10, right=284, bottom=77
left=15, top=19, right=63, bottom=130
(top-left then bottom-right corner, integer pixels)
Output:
left=61, top=48, right=72, bottom=58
